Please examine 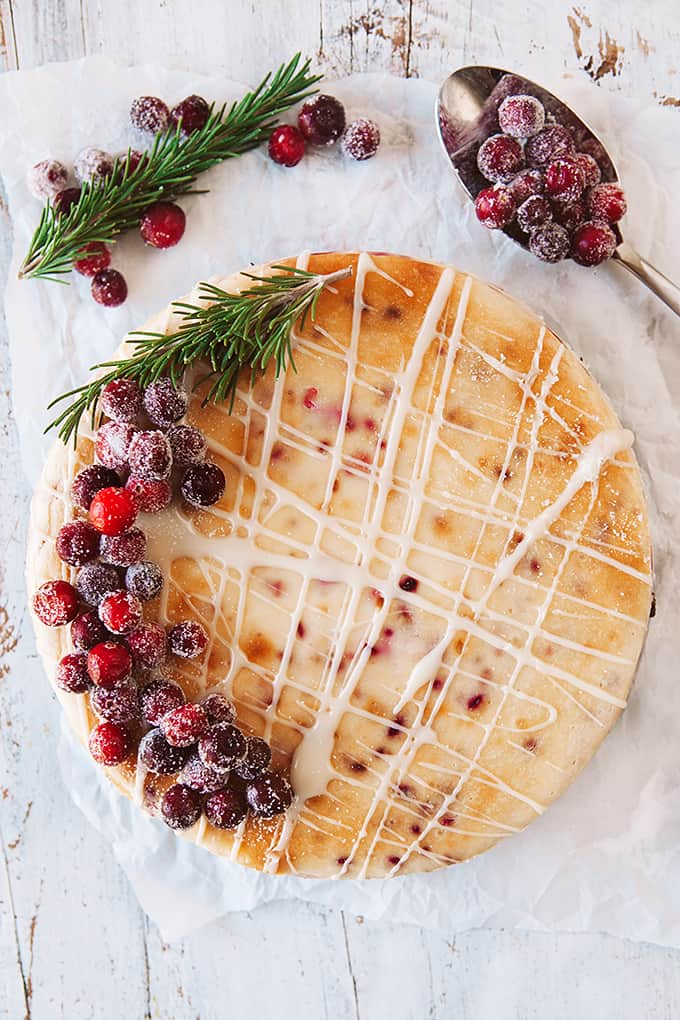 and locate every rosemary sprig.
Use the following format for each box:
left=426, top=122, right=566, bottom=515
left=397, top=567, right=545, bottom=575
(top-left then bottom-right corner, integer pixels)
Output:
left=47, top=264, right=353, bottom=445
left=20, top=54, right=321, bottom=281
